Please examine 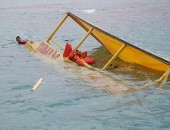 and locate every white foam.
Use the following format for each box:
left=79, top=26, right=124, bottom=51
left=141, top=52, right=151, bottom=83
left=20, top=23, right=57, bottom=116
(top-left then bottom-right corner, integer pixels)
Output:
left=81, top=9, right=96, bottom=14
